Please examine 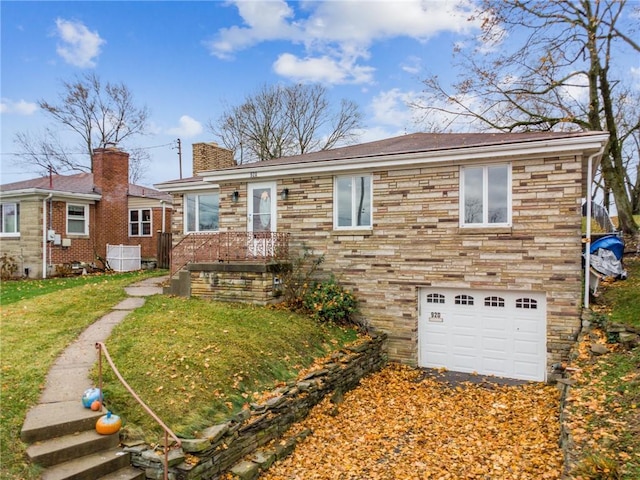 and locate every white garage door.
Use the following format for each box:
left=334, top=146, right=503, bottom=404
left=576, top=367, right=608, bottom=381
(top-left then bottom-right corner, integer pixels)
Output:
left=418, top=288, right=547, bottom=381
